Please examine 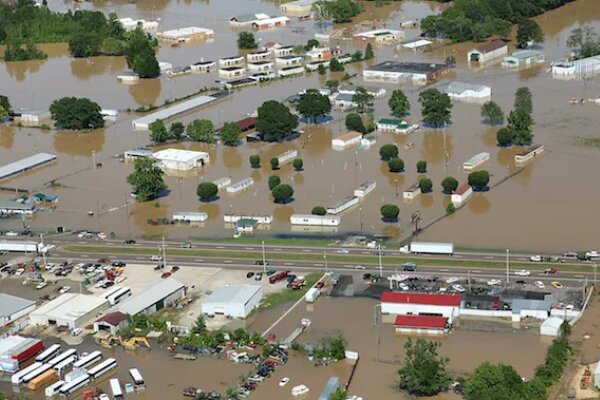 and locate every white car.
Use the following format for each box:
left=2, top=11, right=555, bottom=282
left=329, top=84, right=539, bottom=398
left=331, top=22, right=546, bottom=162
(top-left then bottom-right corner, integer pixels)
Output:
left=354, top=265, right=366, bottom=270
left=514, top=269, right=531, bottom=276
left=151, top=255, right=163, bottom=261
left=487, top=279, right=501, bottom=286
left=44, top=263, right=55, bottom=270
left=59, top=286, right=71, bottom=294
left=36, top=282, right=48, bottom=290
left=15, top=268, right=24, bottom=276
left=77, top=231, right=89, bottom=238
left=399, top=283, right=409, bottom=291
left=586, top=251, right=599, bottom=258
left=337, top=249, right=349, bottom=254
left=5, top=231, right=19, bottom=236
left=534, top=281, right=545, bottom=289
left=94, top=280, right=107, bottom=288
left=98, top=394, right=109, bottom=400
left=97, top=232, right=107, bottom=239
left=529, top=255, right=542, bottom=262
left=279, top=377, right=290, bottom=387
left=446, top=277, right=460, bottom=284
left=452, top=284, right=466, bottom=292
